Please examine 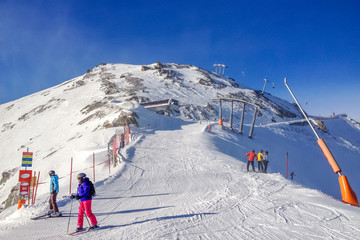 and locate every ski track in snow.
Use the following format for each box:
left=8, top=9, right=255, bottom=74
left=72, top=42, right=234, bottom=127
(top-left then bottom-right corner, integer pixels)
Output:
left=0, top=123, right=360, bottom=239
